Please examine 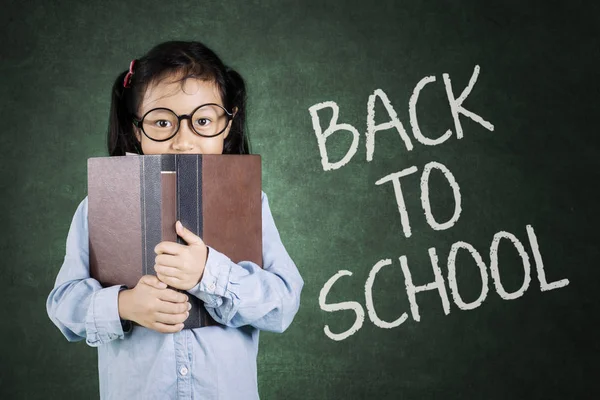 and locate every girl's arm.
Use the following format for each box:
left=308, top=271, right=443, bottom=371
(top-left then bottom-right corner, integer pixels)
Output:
left=187, top=192, right=304, bottom=333
left=46, top=198, right=130, bottom=346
